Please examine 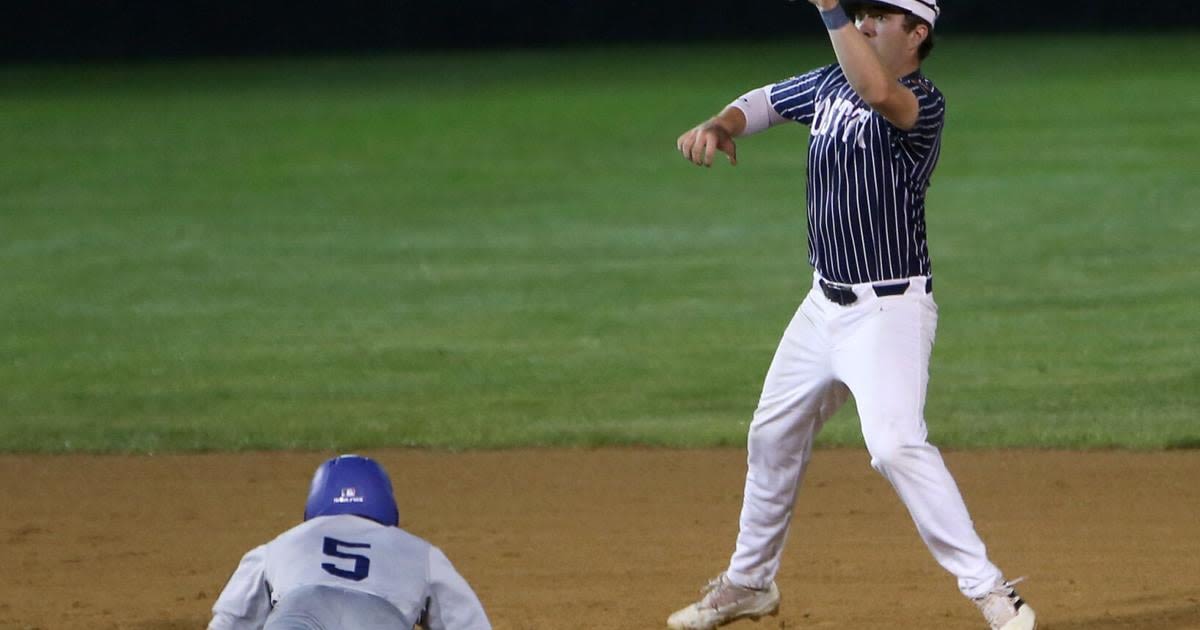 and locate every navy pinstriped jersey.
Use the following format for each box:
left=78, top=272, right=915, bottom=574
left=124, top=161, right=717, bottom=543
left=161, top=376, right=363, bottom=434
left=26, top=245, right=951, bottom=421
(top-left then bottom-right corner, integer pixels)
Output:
left=770, top=64, right=945, bottom=285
